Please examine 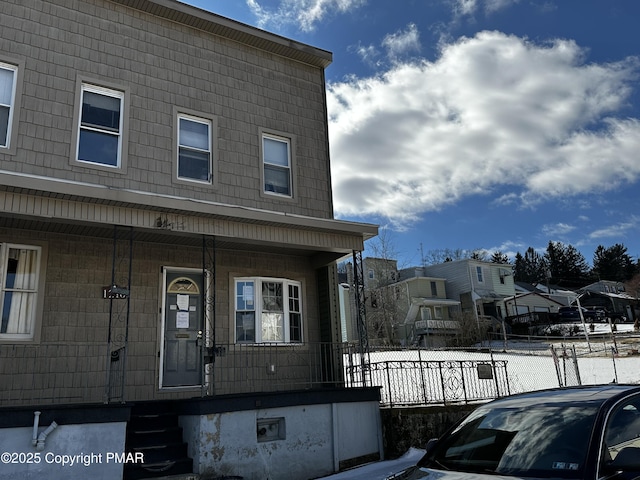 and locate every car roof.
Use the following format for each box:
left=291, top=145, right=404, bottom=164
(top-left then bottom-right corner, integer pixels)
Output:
left=479, top=385, right=640, bottom=409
